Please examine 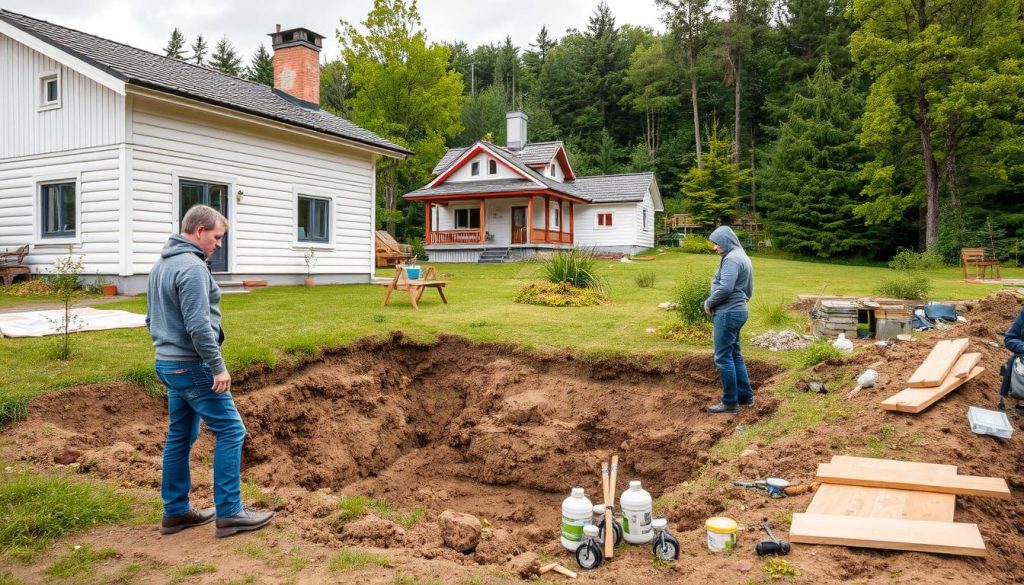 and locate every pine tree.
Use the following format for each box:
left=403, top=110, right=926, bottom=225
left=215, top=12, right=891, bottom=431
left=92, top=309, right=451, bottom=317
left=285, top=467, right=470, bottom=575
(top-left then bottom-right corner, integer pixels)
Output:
left=163, top=28, right=187, bottom=59
left=681, top=121, right=749, bottom=228
left=247, top=44, right=274, bottom=86
left=210, top=36, right=243, bottom=76
left=190, top=35, right=208, bottom=67
left=759, top=57, right=876, bottom=257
